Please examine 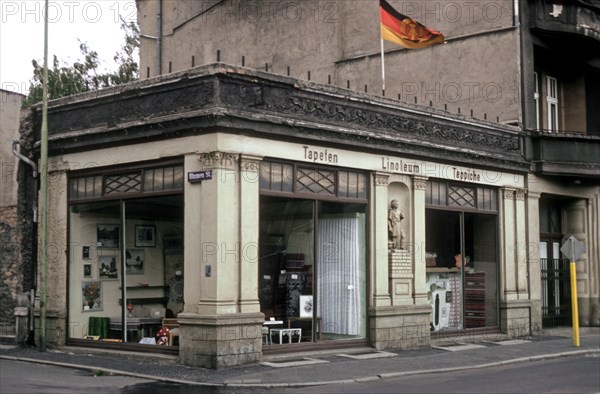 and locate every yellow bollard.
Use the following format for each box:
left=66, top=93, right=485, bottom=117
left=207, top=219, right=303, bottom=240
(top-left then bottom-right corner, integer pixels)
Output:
left=570, top=260, right=580, bottom=347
